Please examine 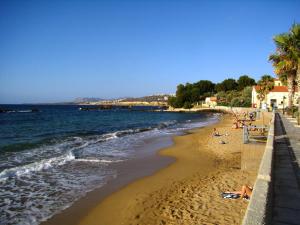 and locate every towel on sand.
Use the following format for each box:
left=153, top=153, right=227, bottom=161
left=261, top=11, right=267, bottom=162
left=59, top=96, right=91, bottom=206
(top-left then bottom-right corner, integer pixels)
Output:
left=221, top=192, right=240, bottom=199
left=221, top=192, right=250, bottom=200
